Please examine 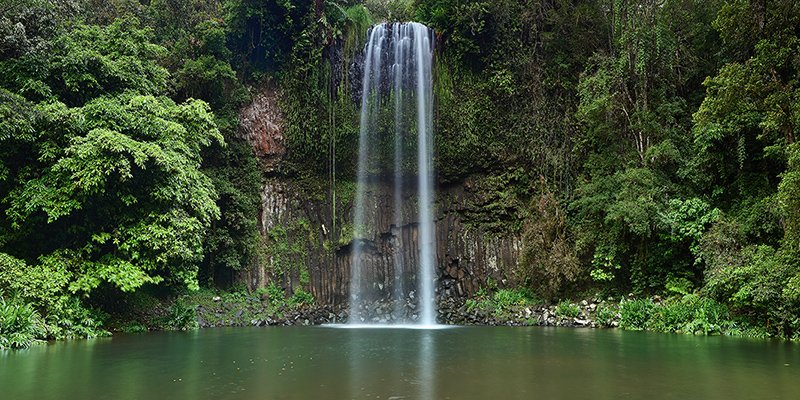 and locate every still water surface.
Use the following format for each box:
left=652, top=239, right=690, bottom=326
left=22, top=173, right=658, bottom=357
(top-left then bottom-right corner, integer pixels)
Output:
left=2, top=326, right=798, bottom=399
